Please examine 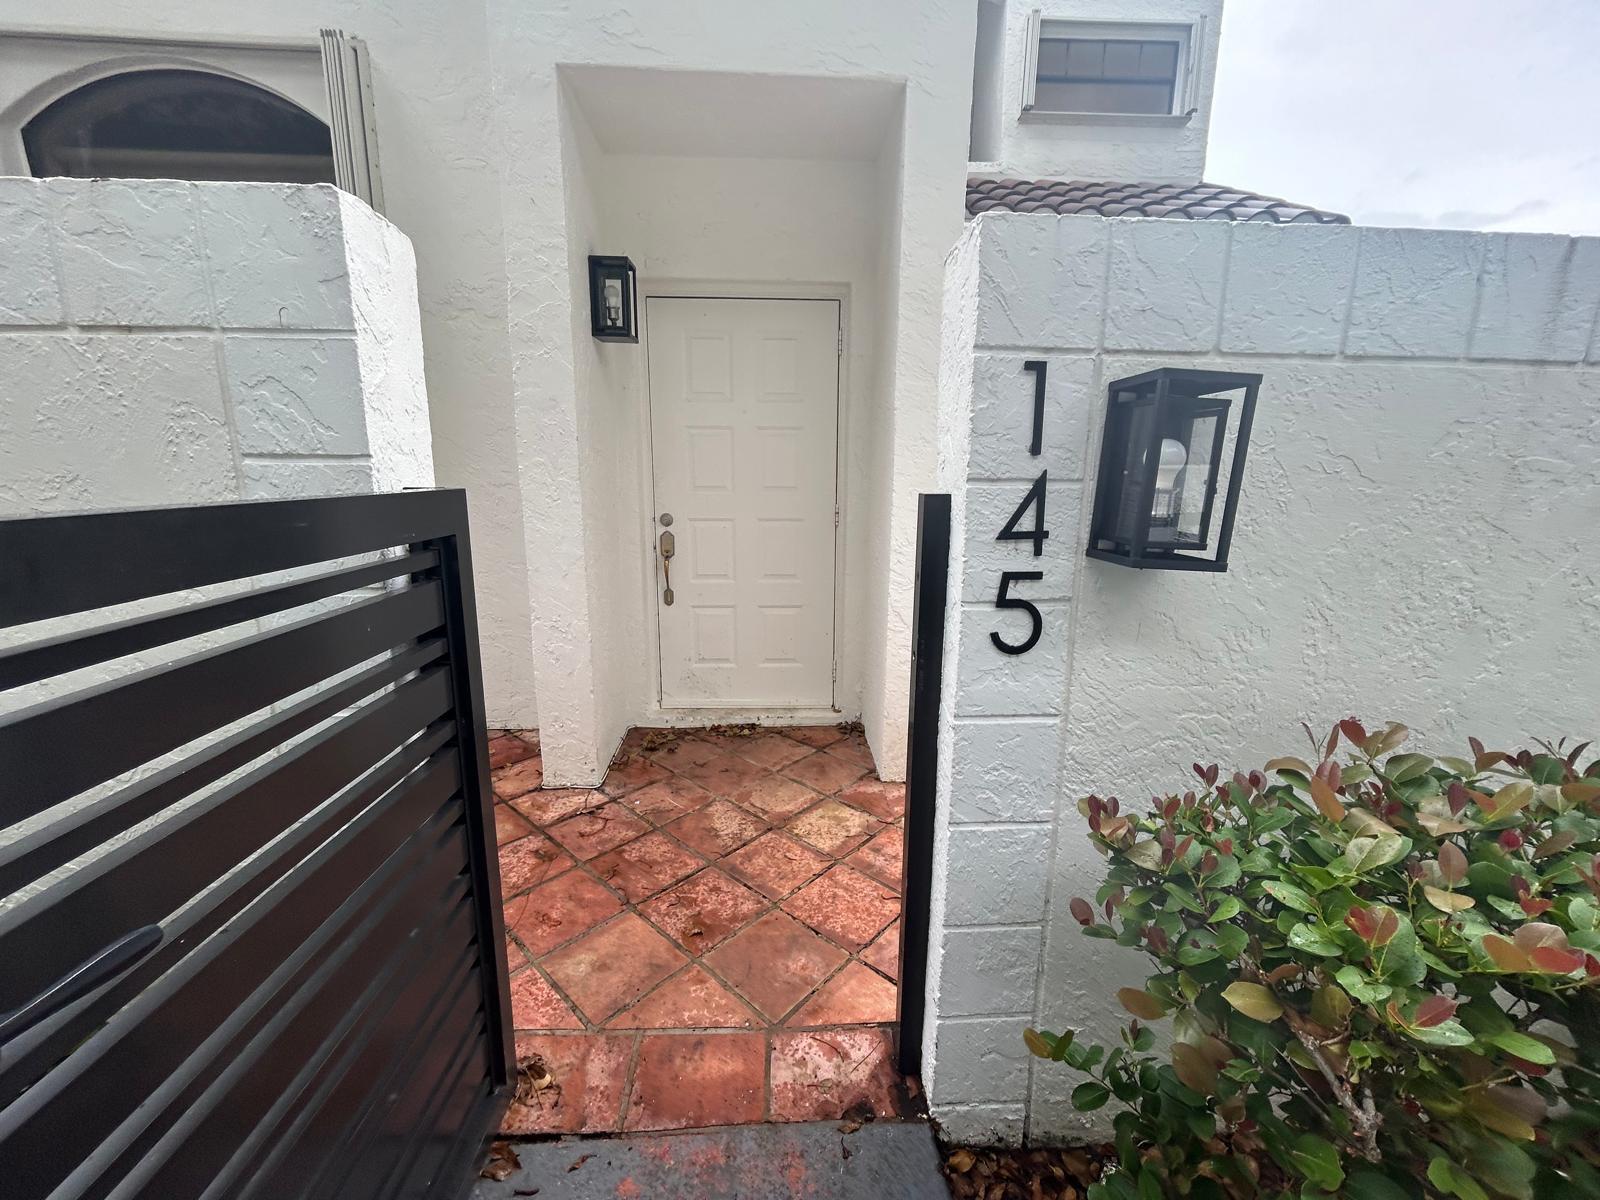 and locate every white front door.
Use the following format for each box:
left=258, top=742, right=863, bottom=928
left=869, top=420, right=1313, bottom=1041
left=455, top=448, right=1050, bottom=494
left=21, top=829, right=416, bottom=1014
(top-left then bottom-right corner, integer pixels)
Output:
left=646, top=296, right=840, bottom=709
